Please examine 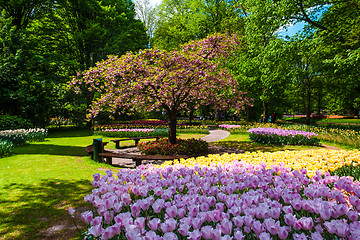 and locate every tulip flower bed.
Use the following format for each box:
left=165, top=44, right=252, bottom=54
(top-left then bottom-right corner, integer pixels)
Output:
left=0, top=128, right=48, bottom=146
left=93, top=122, right=209, bottom=135
left=0, top=140, right=13, bottom=156
left=247, top=128, right=320, bottom=146
left=77, top=163, right=360, bottom=240
left=95, top=128, right=168, bottom=138
left=163, top=149, right=360, bottom=179
left=138, top=138, right=208, bottom=156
